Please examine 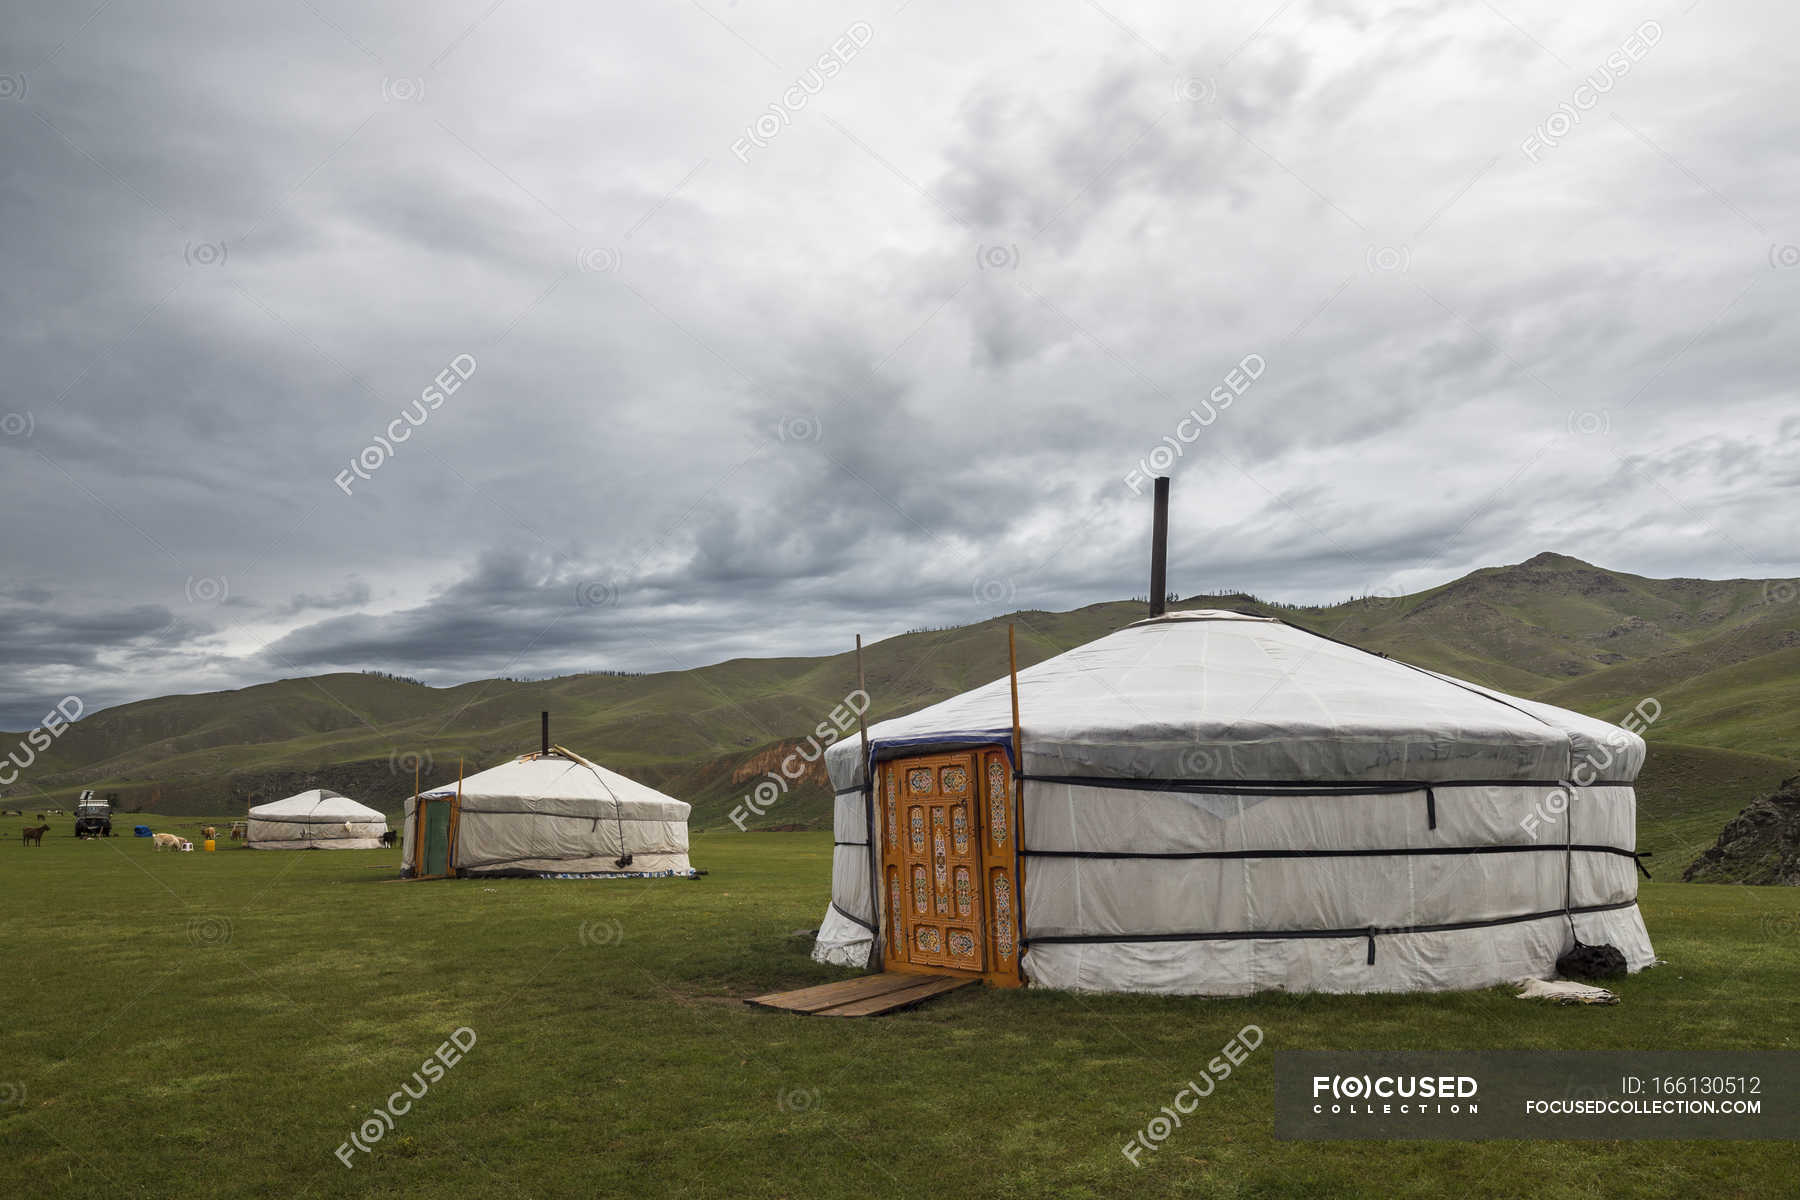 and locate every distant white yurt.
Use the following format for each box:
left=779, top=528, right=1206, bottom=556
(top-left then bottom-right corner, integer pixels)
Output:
left=400, top=745, right=694, bottom=879
left=814, top=610, right=1655, bottom=996
left=247, top=789, right=387, bottom=850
